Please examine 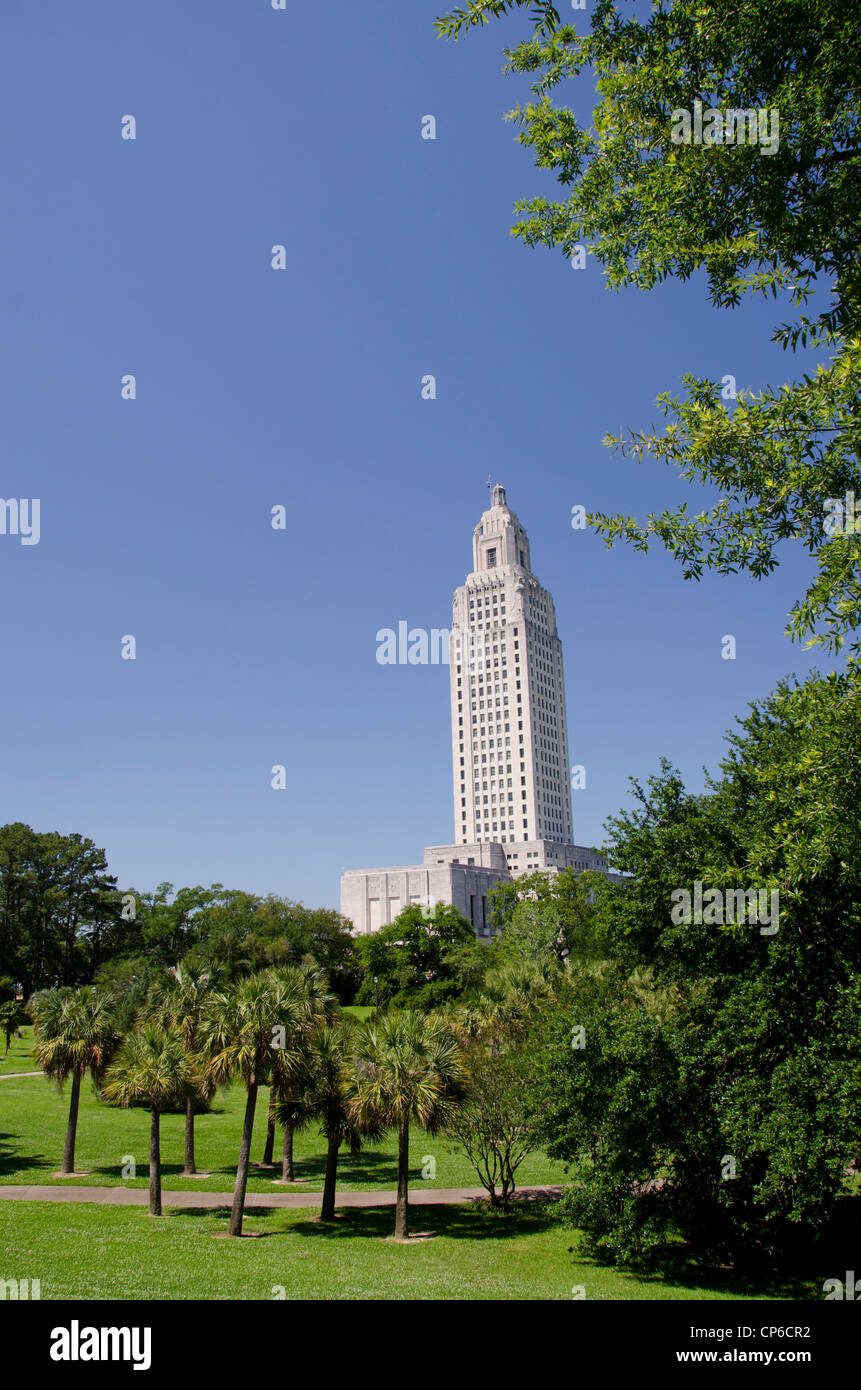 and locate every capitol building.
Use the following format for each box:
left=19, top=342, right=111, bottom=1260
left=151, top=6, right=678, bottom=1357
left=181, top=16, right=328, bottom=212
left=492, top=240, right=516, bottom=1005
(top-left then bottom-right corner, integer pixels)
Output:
left=340, top=486, right=608, bottom=936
